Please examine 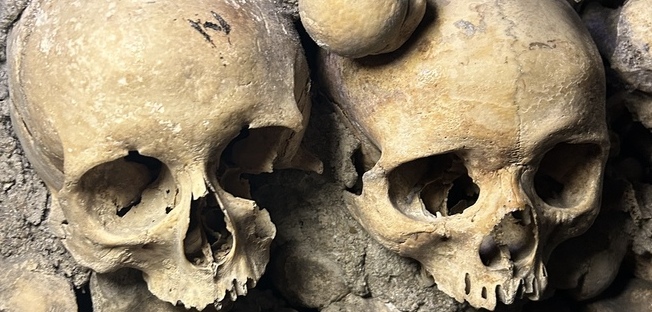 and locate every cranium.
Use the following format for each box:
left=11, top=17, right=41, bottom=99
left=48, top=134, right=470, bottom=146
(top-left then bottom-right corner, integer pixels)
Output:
left=8, top=0, right=315, bottom=309
left=299, top=0, right=426, bottom=58
left=319, top=0, right=608, bottom=310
